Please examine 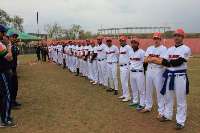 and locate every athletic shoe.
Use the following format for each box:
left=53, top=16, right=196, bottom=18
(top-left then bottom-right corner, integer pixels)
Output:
left=159, top=116, right=171, bottom=122
left=175, top=123, right=184, bottom=130
left=136, top=105, right=145, bottom=111
left=118, top=96, right=125, bottom=99
left=114, top=90, right=118, bottom=95
left=140, top=108, right=151, bottom=113
left=122, top=97, right=131, bottom=102
left=128, top=103, right=138, bottom=107
left=106, top=88, right=113, bottom=92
